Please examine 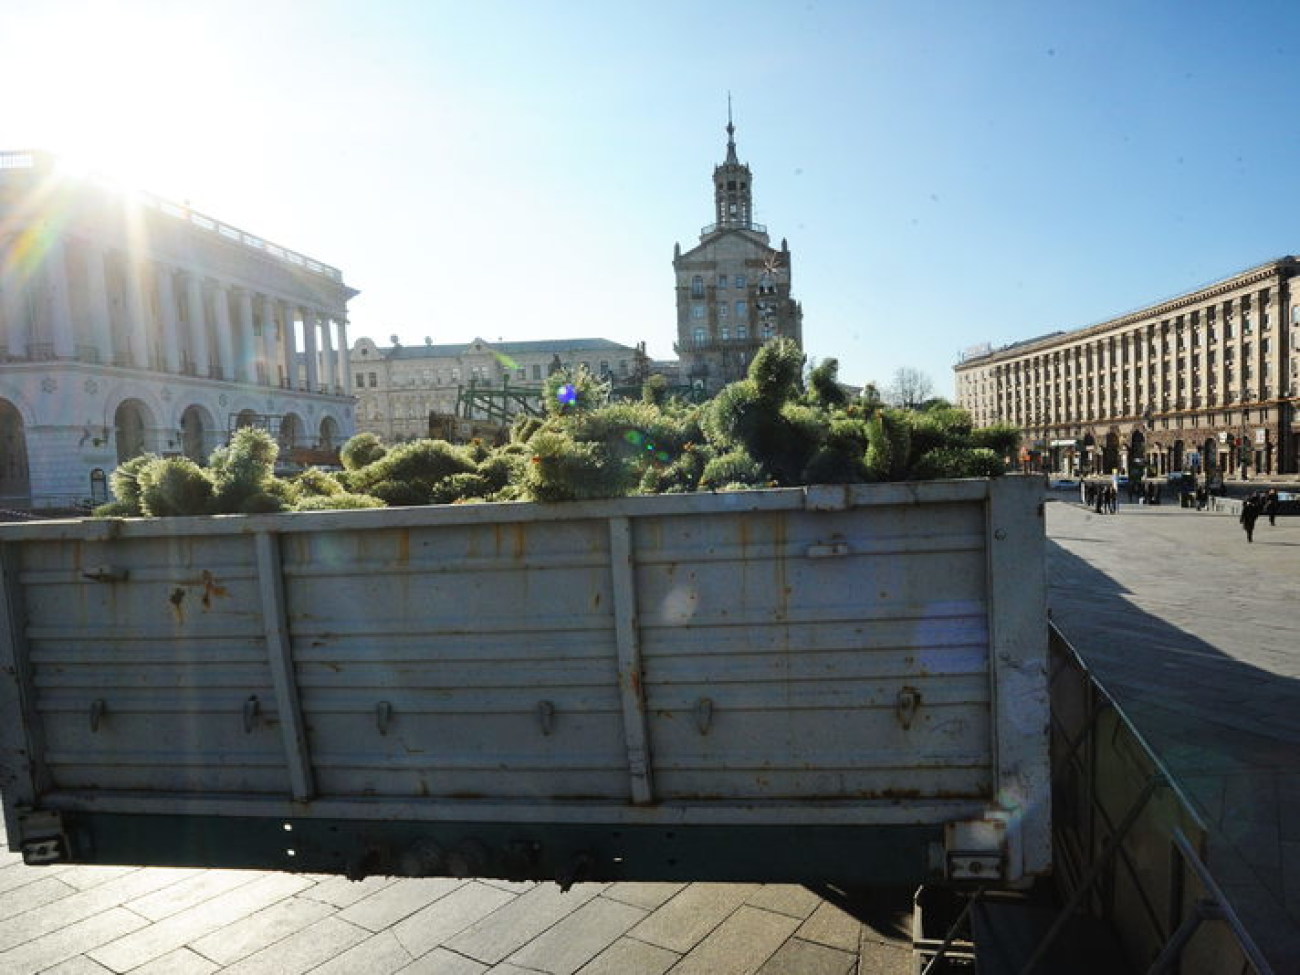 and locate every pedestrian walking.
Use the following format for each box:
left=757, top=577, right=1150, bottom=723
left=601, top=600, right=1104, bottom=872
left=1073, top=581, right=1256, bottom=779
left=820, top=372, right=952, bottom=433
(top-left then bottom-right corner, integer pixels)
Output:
left=1241, top=494, right=1262, bottom=542
left=1264, top=489, right=1279, bottom=527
